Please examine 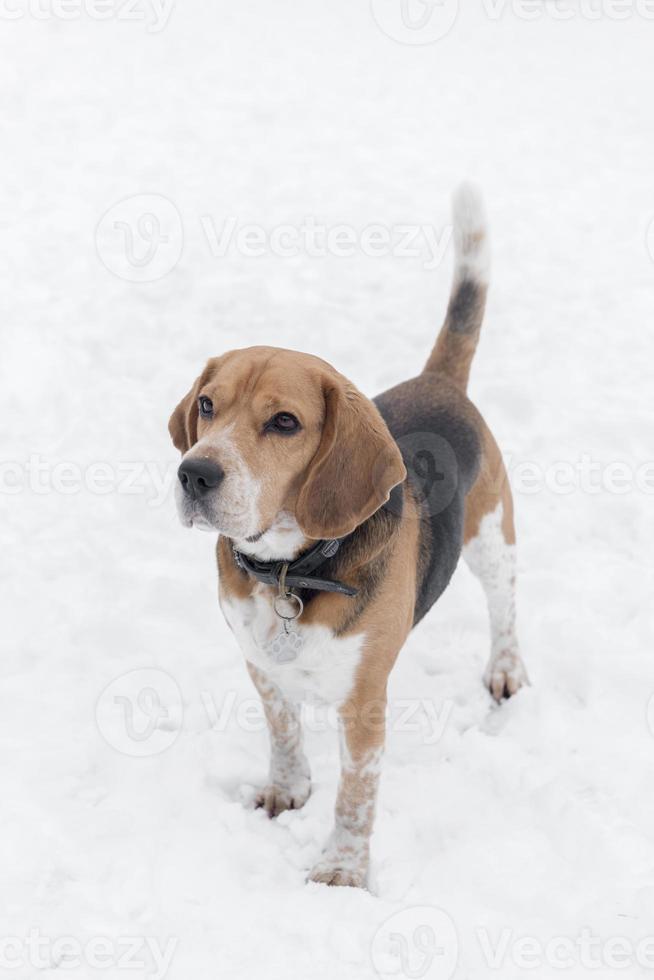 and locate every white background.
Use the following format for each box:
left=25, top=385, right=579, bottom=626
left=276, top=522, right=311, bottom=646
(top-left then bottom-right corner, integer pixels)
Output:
left=2, top=1, right=654, bottom=978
